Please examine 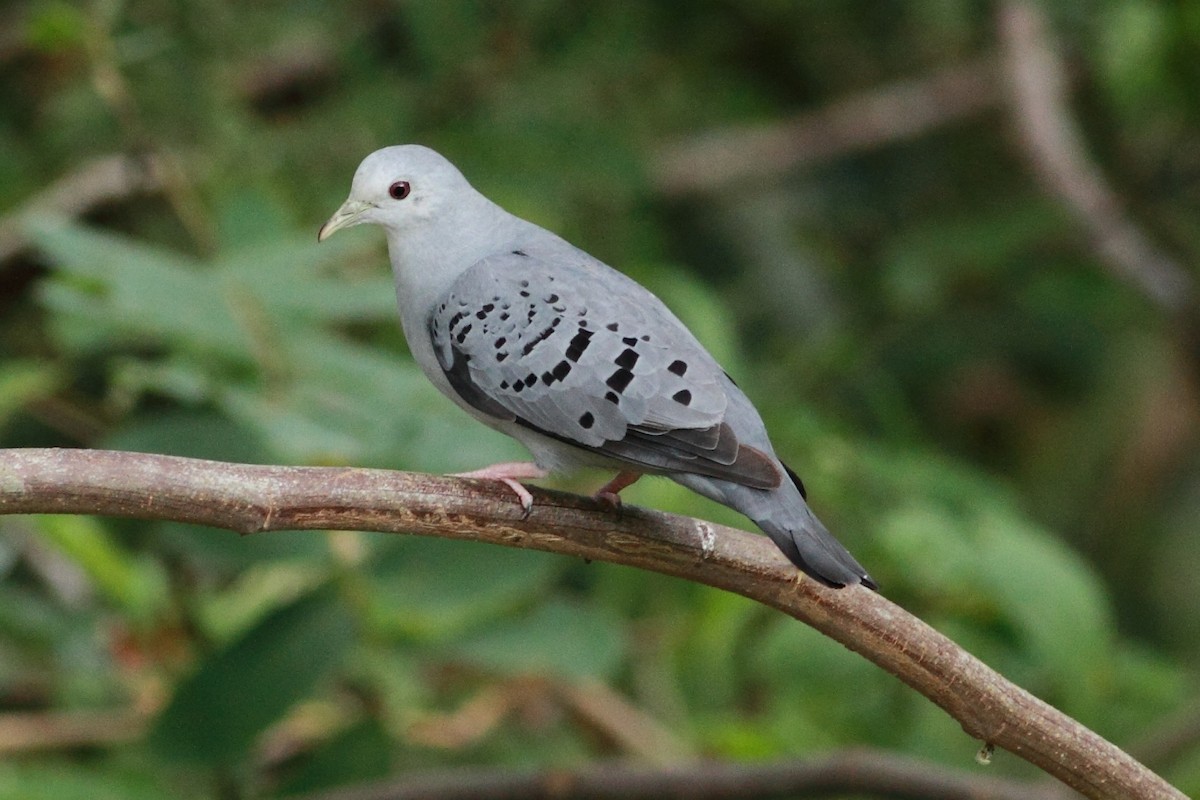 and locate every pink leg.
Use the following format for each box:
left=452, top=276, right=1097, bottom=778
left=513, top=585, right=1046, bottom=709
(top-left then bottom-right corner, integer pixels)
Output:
left=594, top=471, right=642, bottom=509
left=450, top=462, right=548, bottom=517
